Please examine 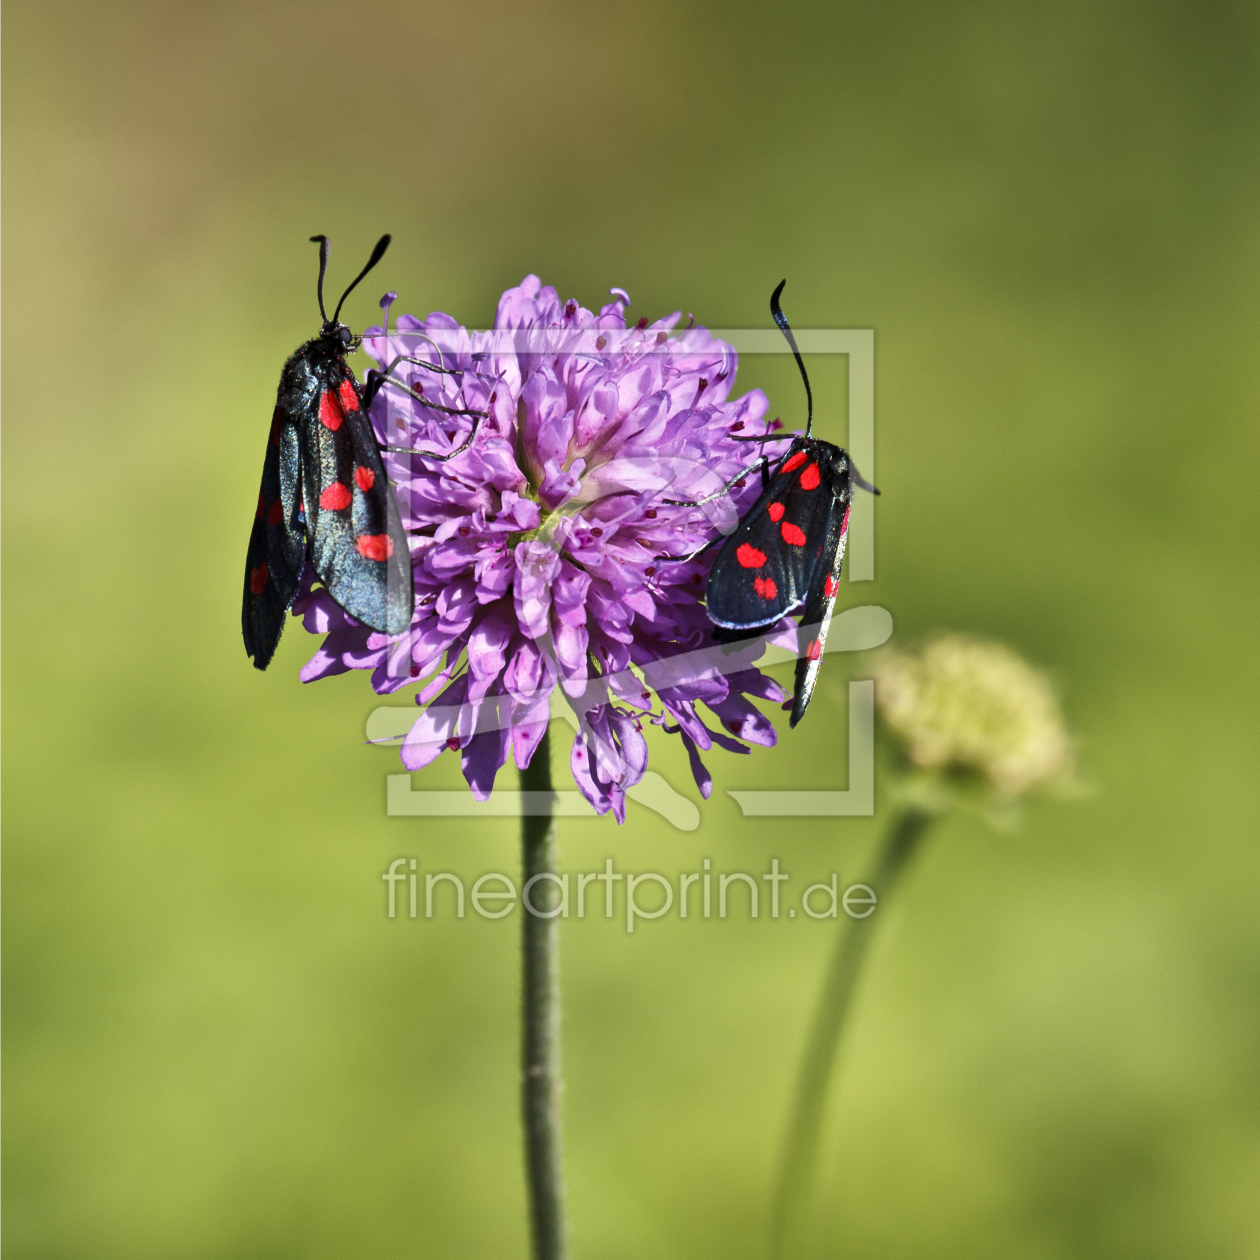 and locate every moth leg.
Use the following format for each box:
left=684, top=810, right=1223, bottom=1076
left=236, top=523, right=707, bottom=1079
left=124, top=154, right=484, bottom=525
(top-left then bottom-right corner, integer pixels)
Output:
left=362, top=327, right=477, bottom=406
left=377, top=330, right=461, bottom=376
left=655, top=534, right=722, bottom=566
left=661, top=455, right=771, bottom=508
left=379, top=410, right=486, bottom=462
left=378, top=351, right=464, bottom=380
left=369, top=372, right=490, bottom=419
left=361, top=369, right=388, bottom=409
left=731, top=415, right=793, bottom=446
left=364, top=367, right=488, bottom=416
left=654, top=453, right=770, bottom=564
left=363, top=355, right=465, bottom=405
